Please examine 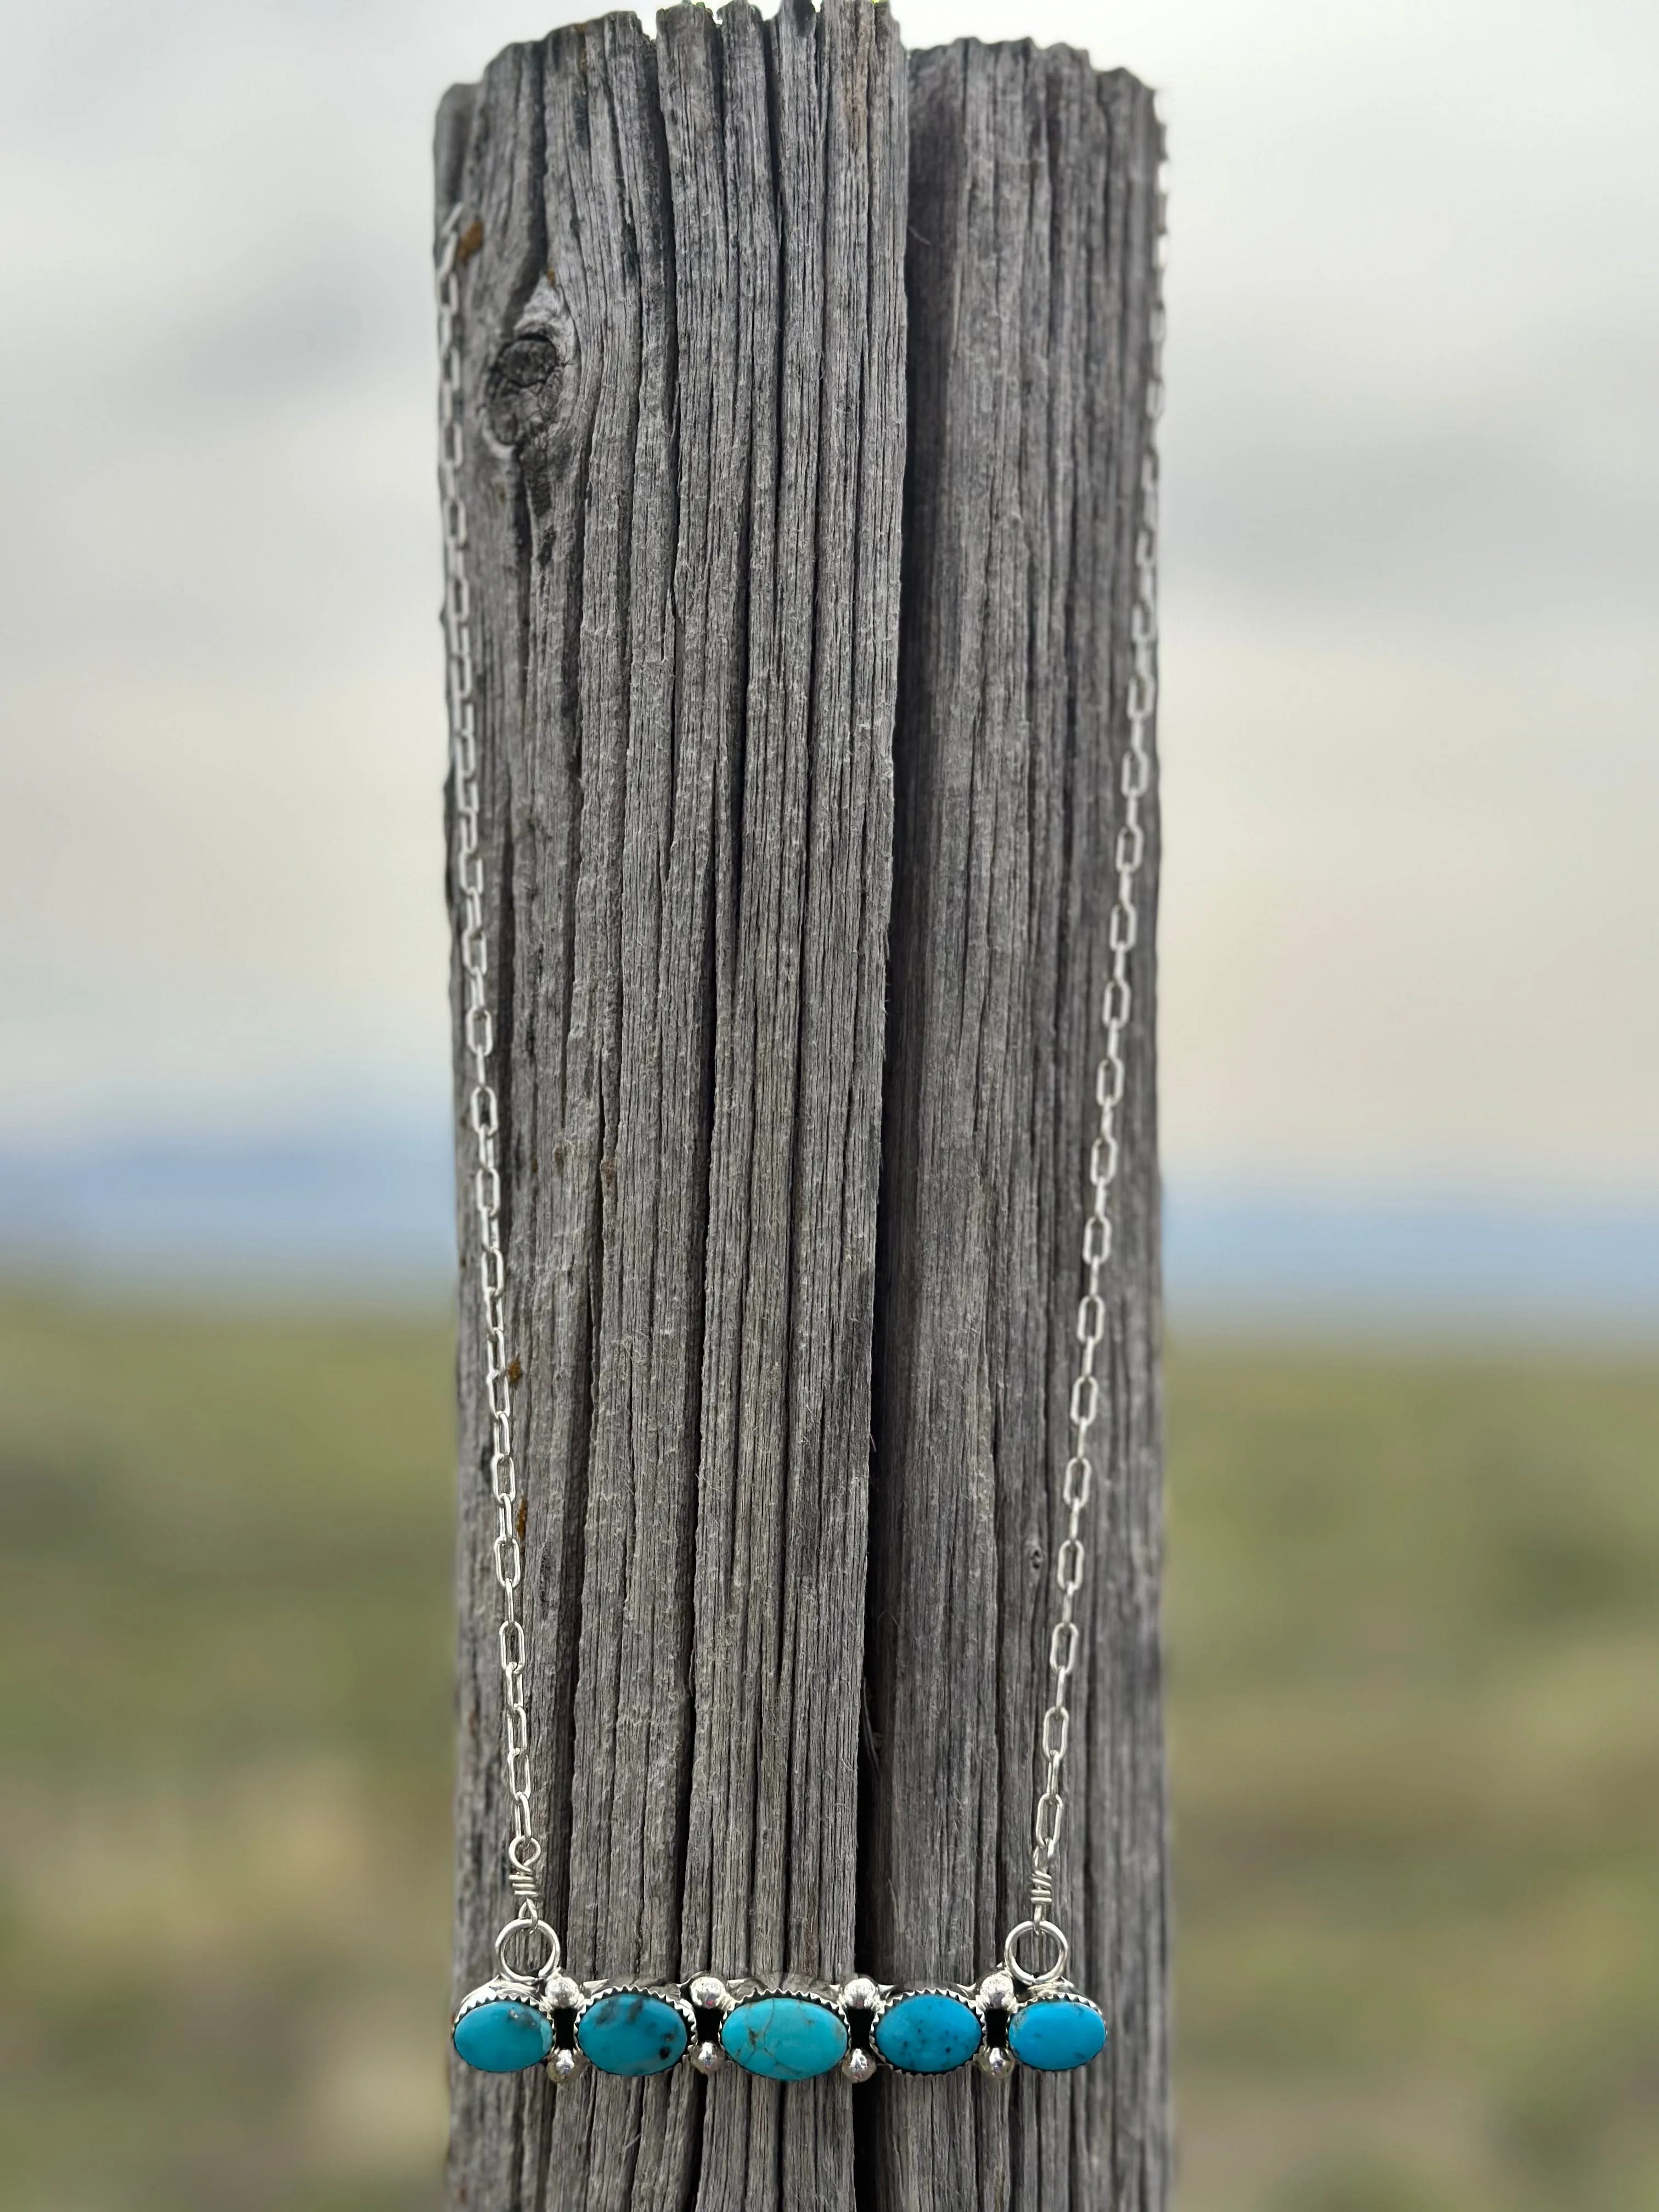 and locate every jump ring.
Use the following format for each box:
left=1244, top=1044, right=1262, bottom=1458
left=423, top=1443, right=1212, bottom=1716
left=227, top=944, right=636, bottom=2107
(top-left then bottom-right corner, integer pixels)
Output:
left=493, top=1911, right=561, bottom=1985
left=1002, top=1917, right=1071, bottom=1989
